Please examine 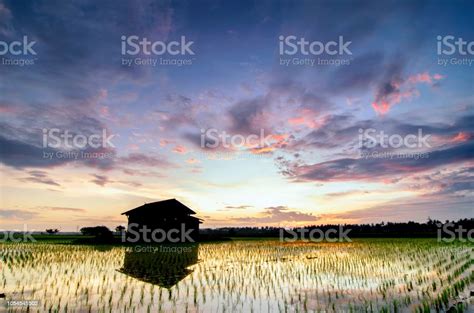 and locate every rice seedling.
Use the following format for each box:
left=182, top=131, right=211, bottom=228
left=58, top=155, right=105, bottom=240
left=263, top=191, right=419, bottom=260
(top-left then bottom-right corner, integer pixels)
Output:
left=0, top=239, right=472, bottom=312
